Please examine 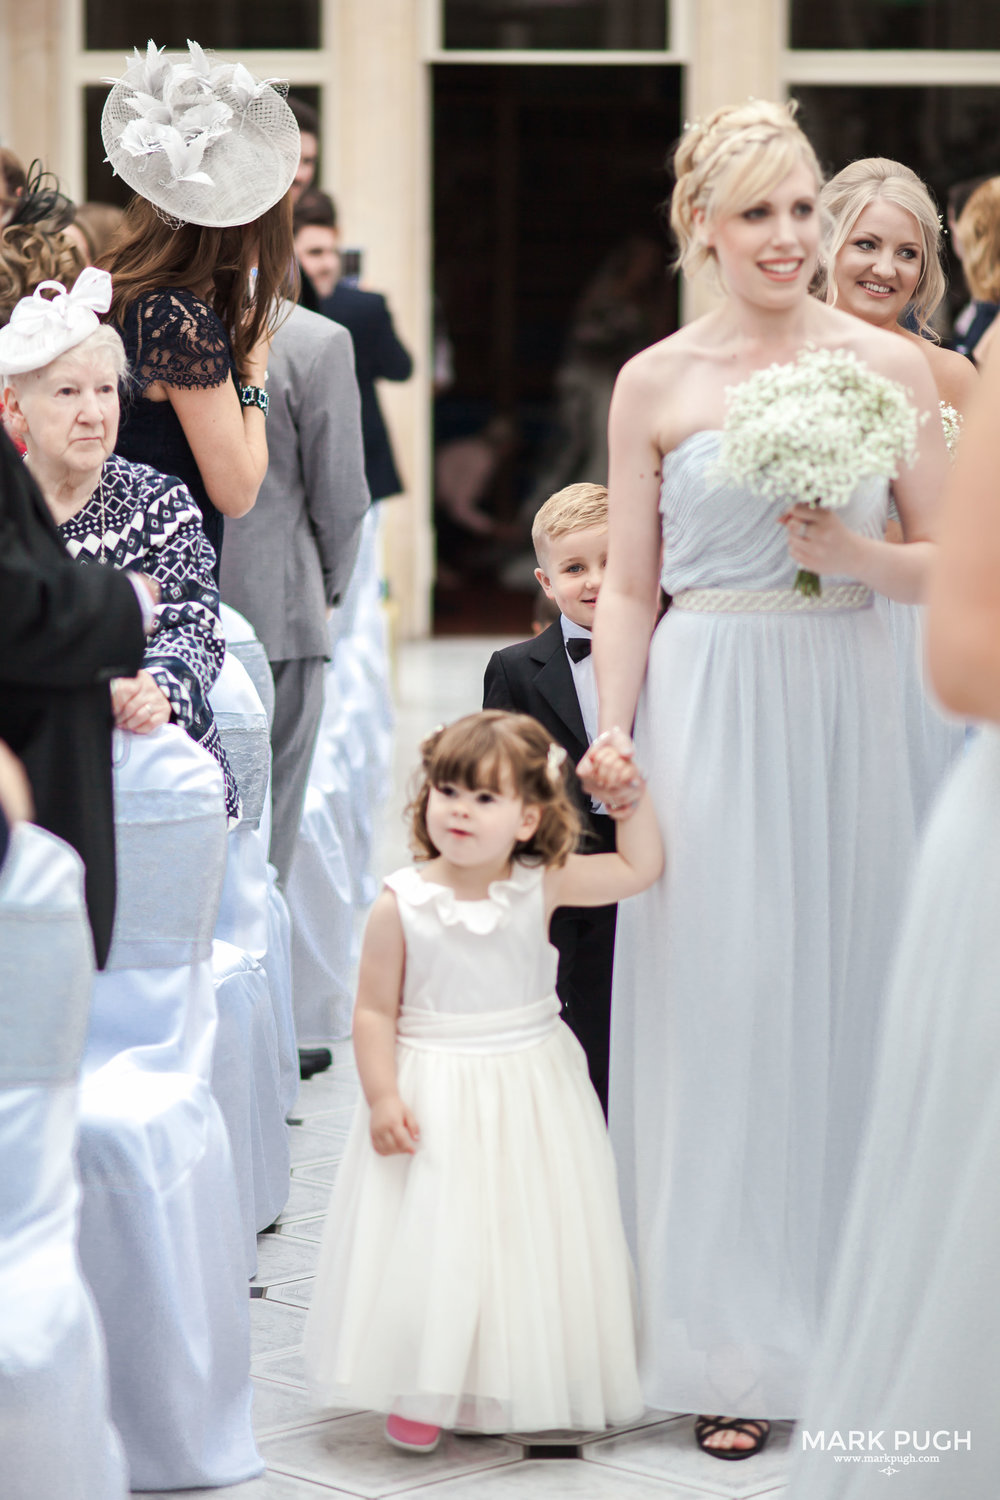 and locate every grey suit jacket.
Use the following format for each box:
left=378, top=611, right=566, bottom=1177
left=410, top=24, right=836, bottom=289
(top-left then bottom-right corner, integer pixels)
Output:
left=220, top=303, right=370, bottom=662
